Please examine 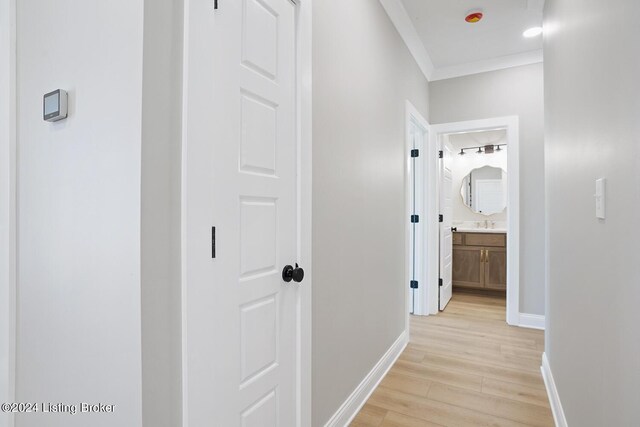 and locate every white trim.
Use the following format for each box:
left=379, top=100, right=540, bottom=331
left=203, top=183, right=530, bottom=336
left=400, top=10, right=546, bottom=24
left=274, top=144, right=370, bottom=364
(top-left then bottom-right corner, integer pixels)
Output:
left=518, top=313, right=545, bottom=330
left=424, top=116, right=440, bottom=315
left=430, top=50, right=543, bottom=82
left=295, top=1, right=313, bottom=426
left=541, top=353, right=568, bottom=427
left=179, top=0, right=190, bottom=424
left=323, top=331, right=408, bottom=427
left=378, top=1, right=544, bottom=82
left=405, top=101, right=430, bottom=317
left=0, top=0, right=17, bottom=425
left=428, top=117, right=520, bottom=324
left=378, top=0, right=434, bottom=81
